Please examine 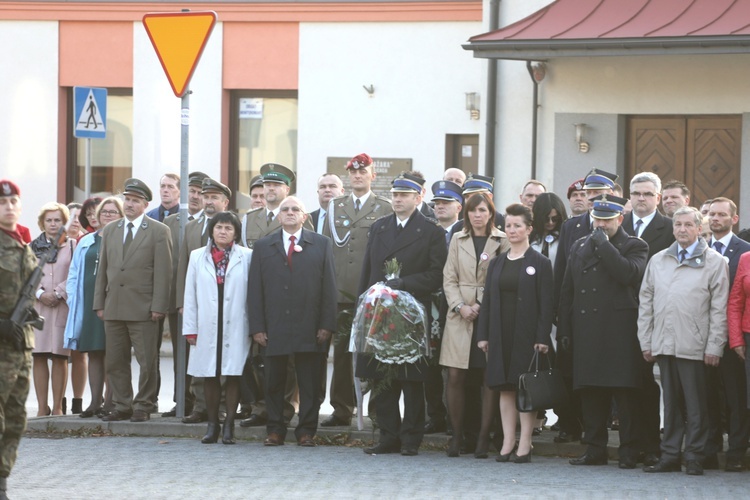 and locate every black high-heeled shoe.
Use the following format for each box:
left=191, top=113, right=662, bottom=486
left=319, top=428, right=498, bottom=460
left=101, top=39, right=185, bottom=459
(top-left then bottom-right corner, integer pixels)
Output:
left=496, top=445, right=517, bottom=462
left=201, top=422, right=220, bottom=444
left=474, top=438, right=490, bottom=459
left=222, top=420, right=236, bottom=445
left=446, top=438, right=461, bottom=457
left=513, top=448, right=532, bottom=463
